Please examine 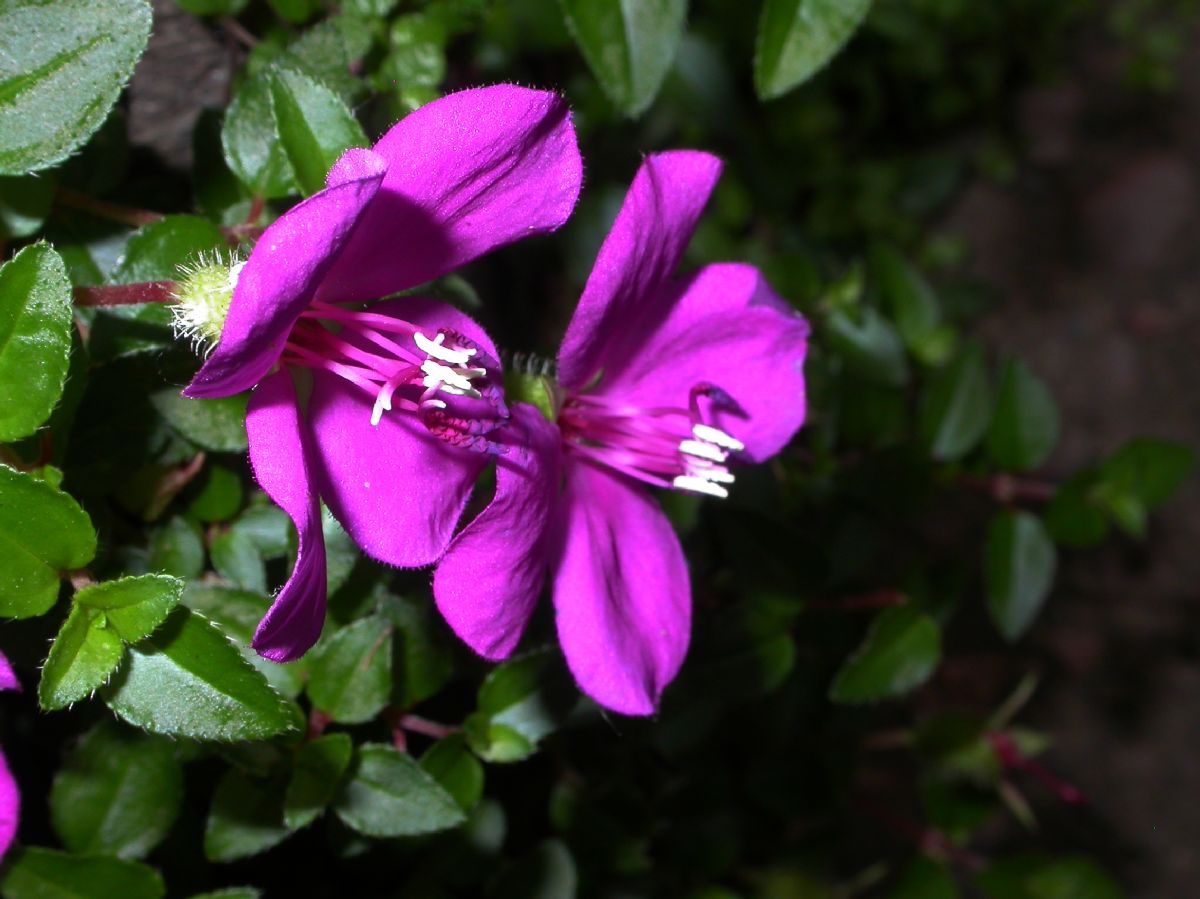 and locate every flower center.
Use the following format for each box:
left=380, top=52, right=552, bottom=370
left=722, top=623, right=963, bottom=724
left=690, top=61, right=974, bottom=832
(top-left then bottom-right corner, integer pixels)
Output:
left=282, top=301, right=509, bottom=454
left=557, top=384, right=745, bottom=498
